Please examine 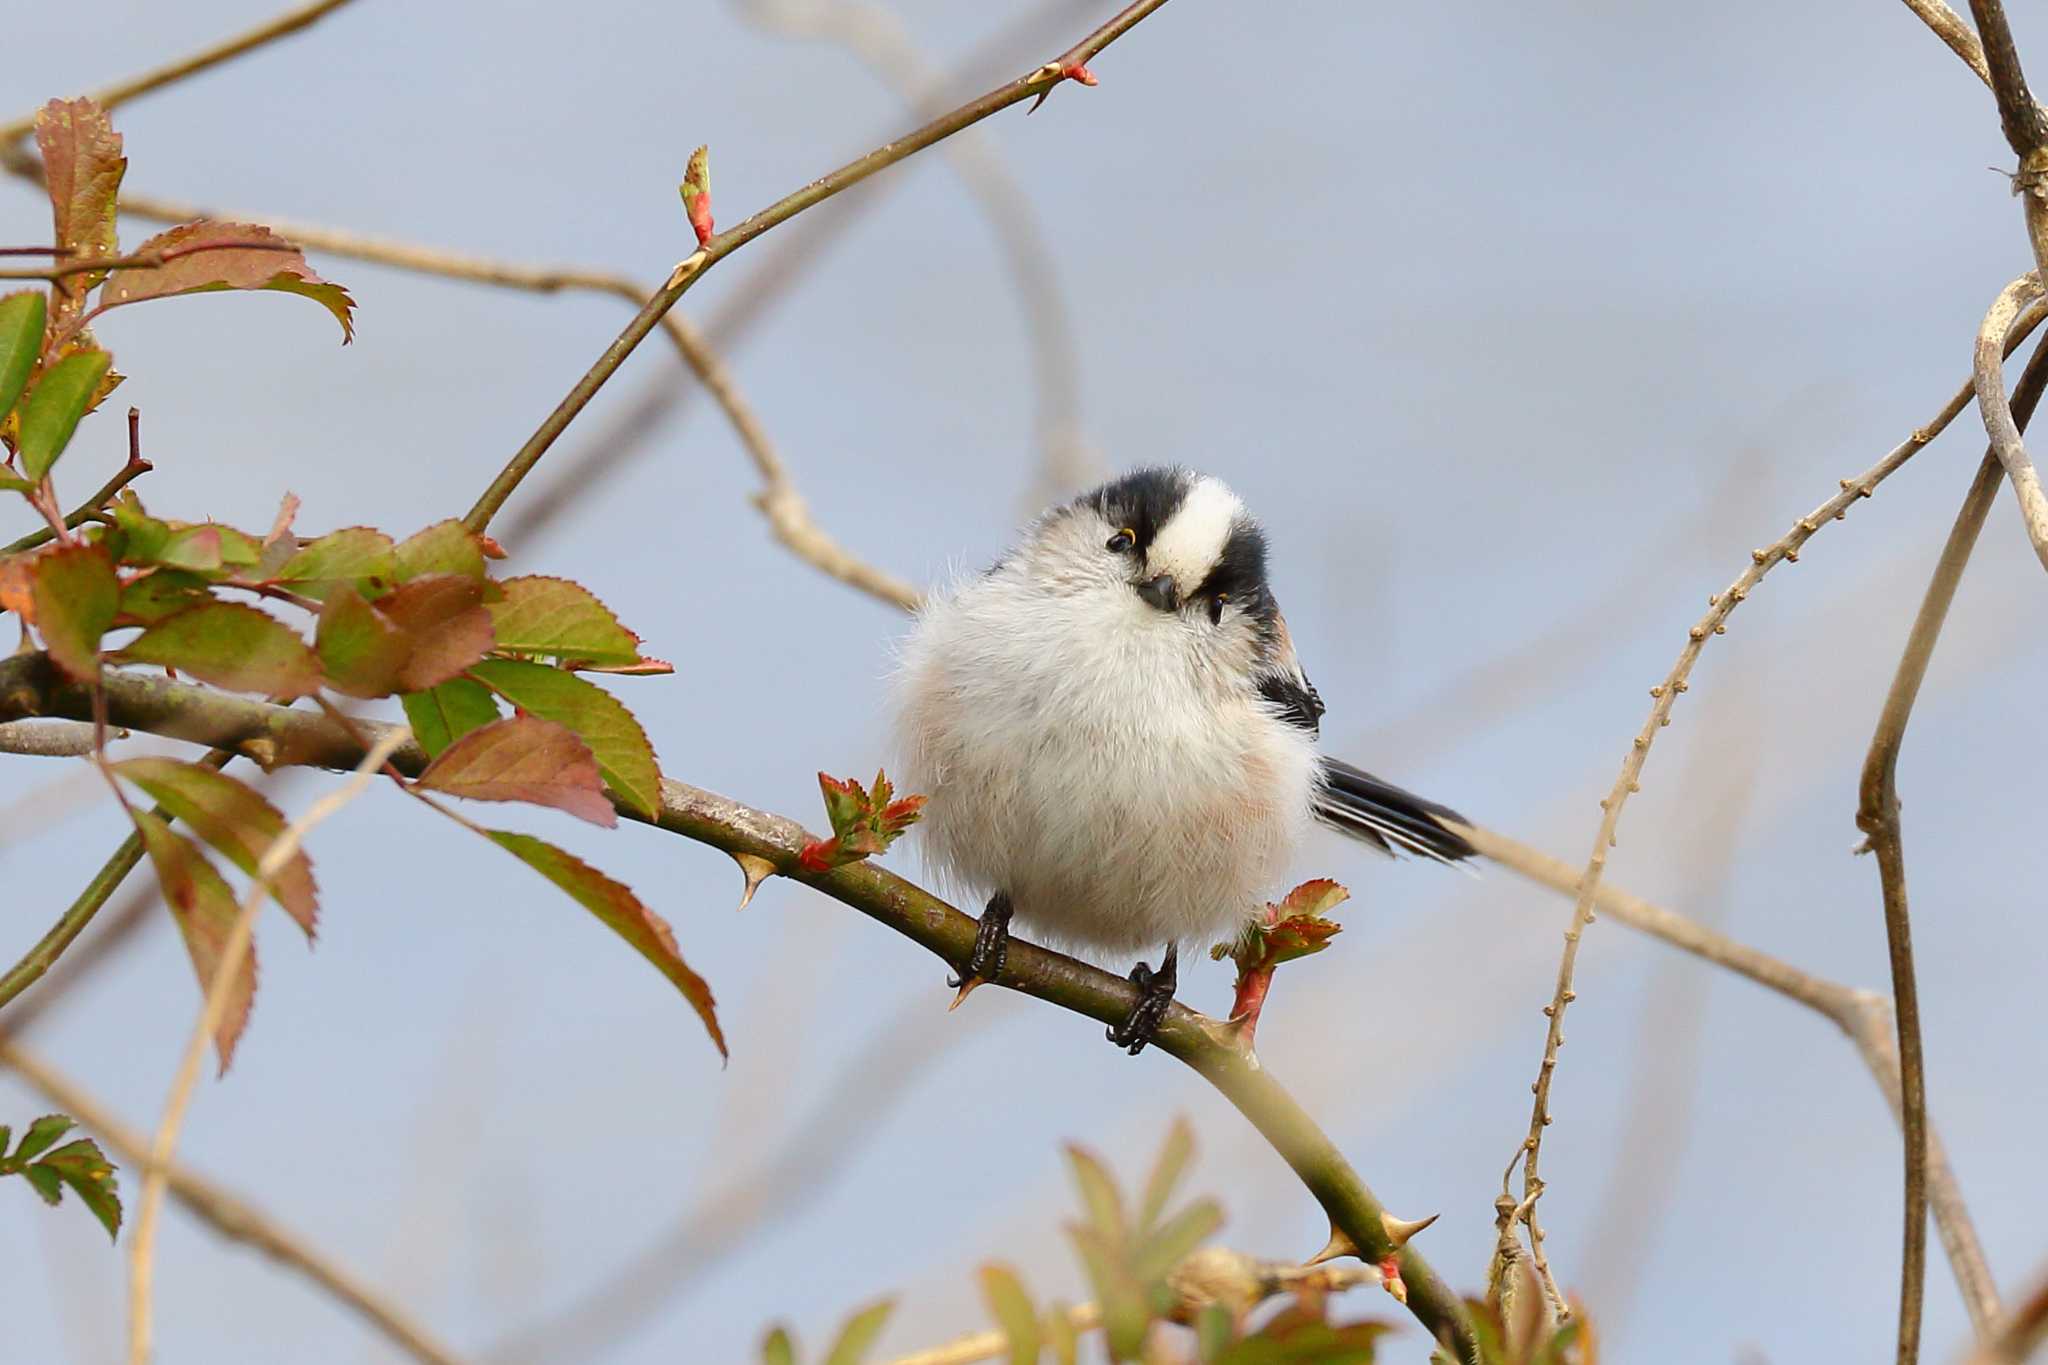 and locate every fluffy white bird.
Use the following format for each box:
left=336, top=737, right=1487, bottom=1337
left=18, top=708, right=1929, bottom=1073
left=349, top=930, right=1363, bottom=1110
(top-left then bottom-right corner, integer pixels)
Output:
left=894, top=468, right=1473, bottom=1052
